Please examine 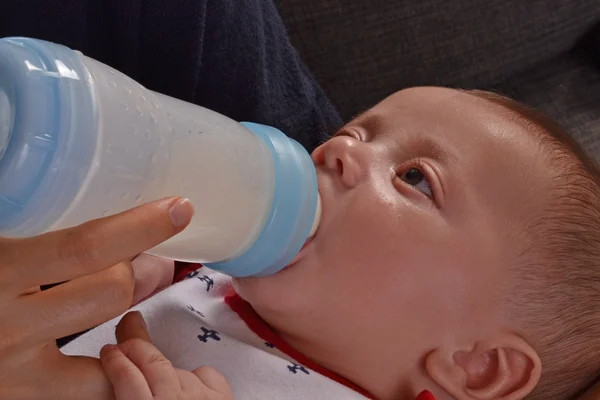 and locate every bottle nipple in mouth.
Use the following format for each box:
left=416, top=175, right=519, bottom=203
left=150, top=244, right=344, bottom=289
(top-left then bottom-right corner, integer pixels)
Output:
left=308, top=193, right=321, bottom=238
